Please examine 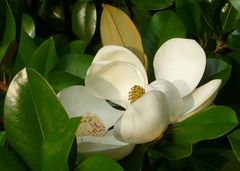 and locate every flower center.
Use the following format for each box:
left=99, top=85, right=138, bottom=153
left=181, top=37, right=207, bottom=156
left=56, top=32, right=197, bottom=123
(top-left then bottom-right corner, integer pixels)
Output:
left=76, top=113, right=106, bottom=137
left=128, top=85, right=145, bottom=103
